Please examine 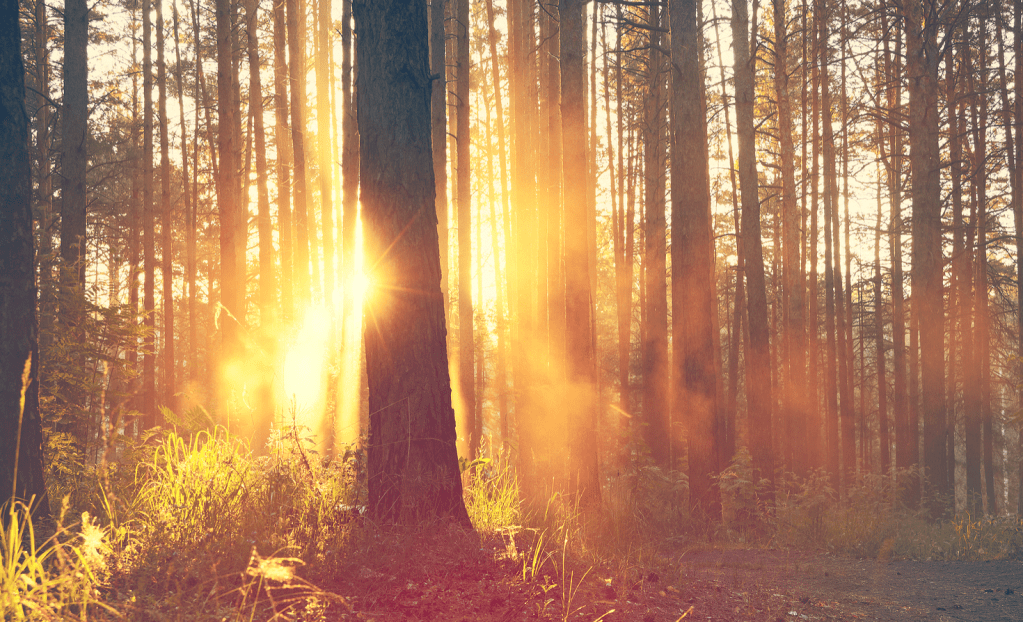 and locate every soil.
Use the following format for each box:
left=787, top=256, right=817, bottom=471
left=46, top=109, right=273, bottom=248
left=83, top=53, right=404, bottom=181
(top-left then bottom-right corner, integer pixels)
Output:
left=301, top=526, right=1023, bottom=622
